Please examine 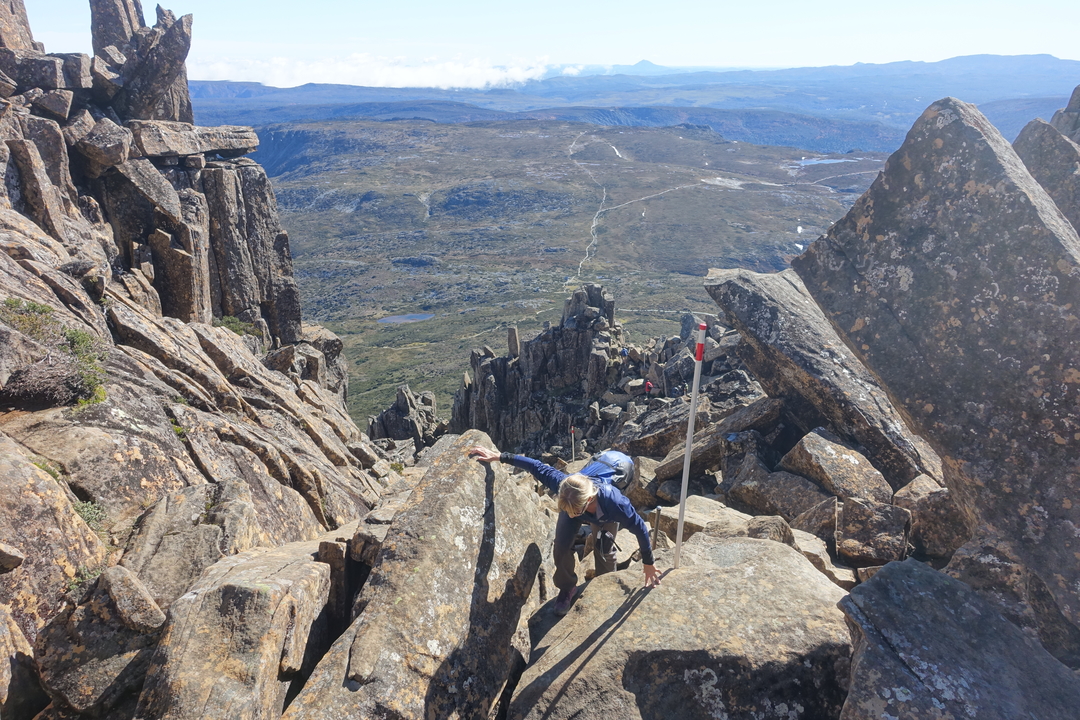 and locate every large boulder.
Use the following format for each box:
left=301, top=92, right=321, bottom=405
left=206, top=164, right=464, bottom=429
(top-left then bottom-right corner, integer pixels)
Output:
left=127, top=120, right=258, bottom=157
left=726, top=450, right=834, bottom=521
left=118, top=480, right=264, bottom=609
left=834, top=497, right=910, bottom=568
left=892, top=474, right=968, bottom=559
left=791, top=97, right=1080, bottom=654
left=655, top=494, right=751, bottom=542
left=778, top=429, right=893, bottom=503
left=133, top=529, right=351, bottom=720
left=0, top=432, right=107, bottom=638
left=509, top=535, right=851, bottom=720
left=282, top=431, right=549, bottom=720
left=0, top=602, right=49, bottom=720
left=705, top=268, right=941, bottom=490
left=652, top=396, right=783, bottom=482
left=840, top=558, right=1080, bottom=719
left=35, top=566, right=165, bottom=717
